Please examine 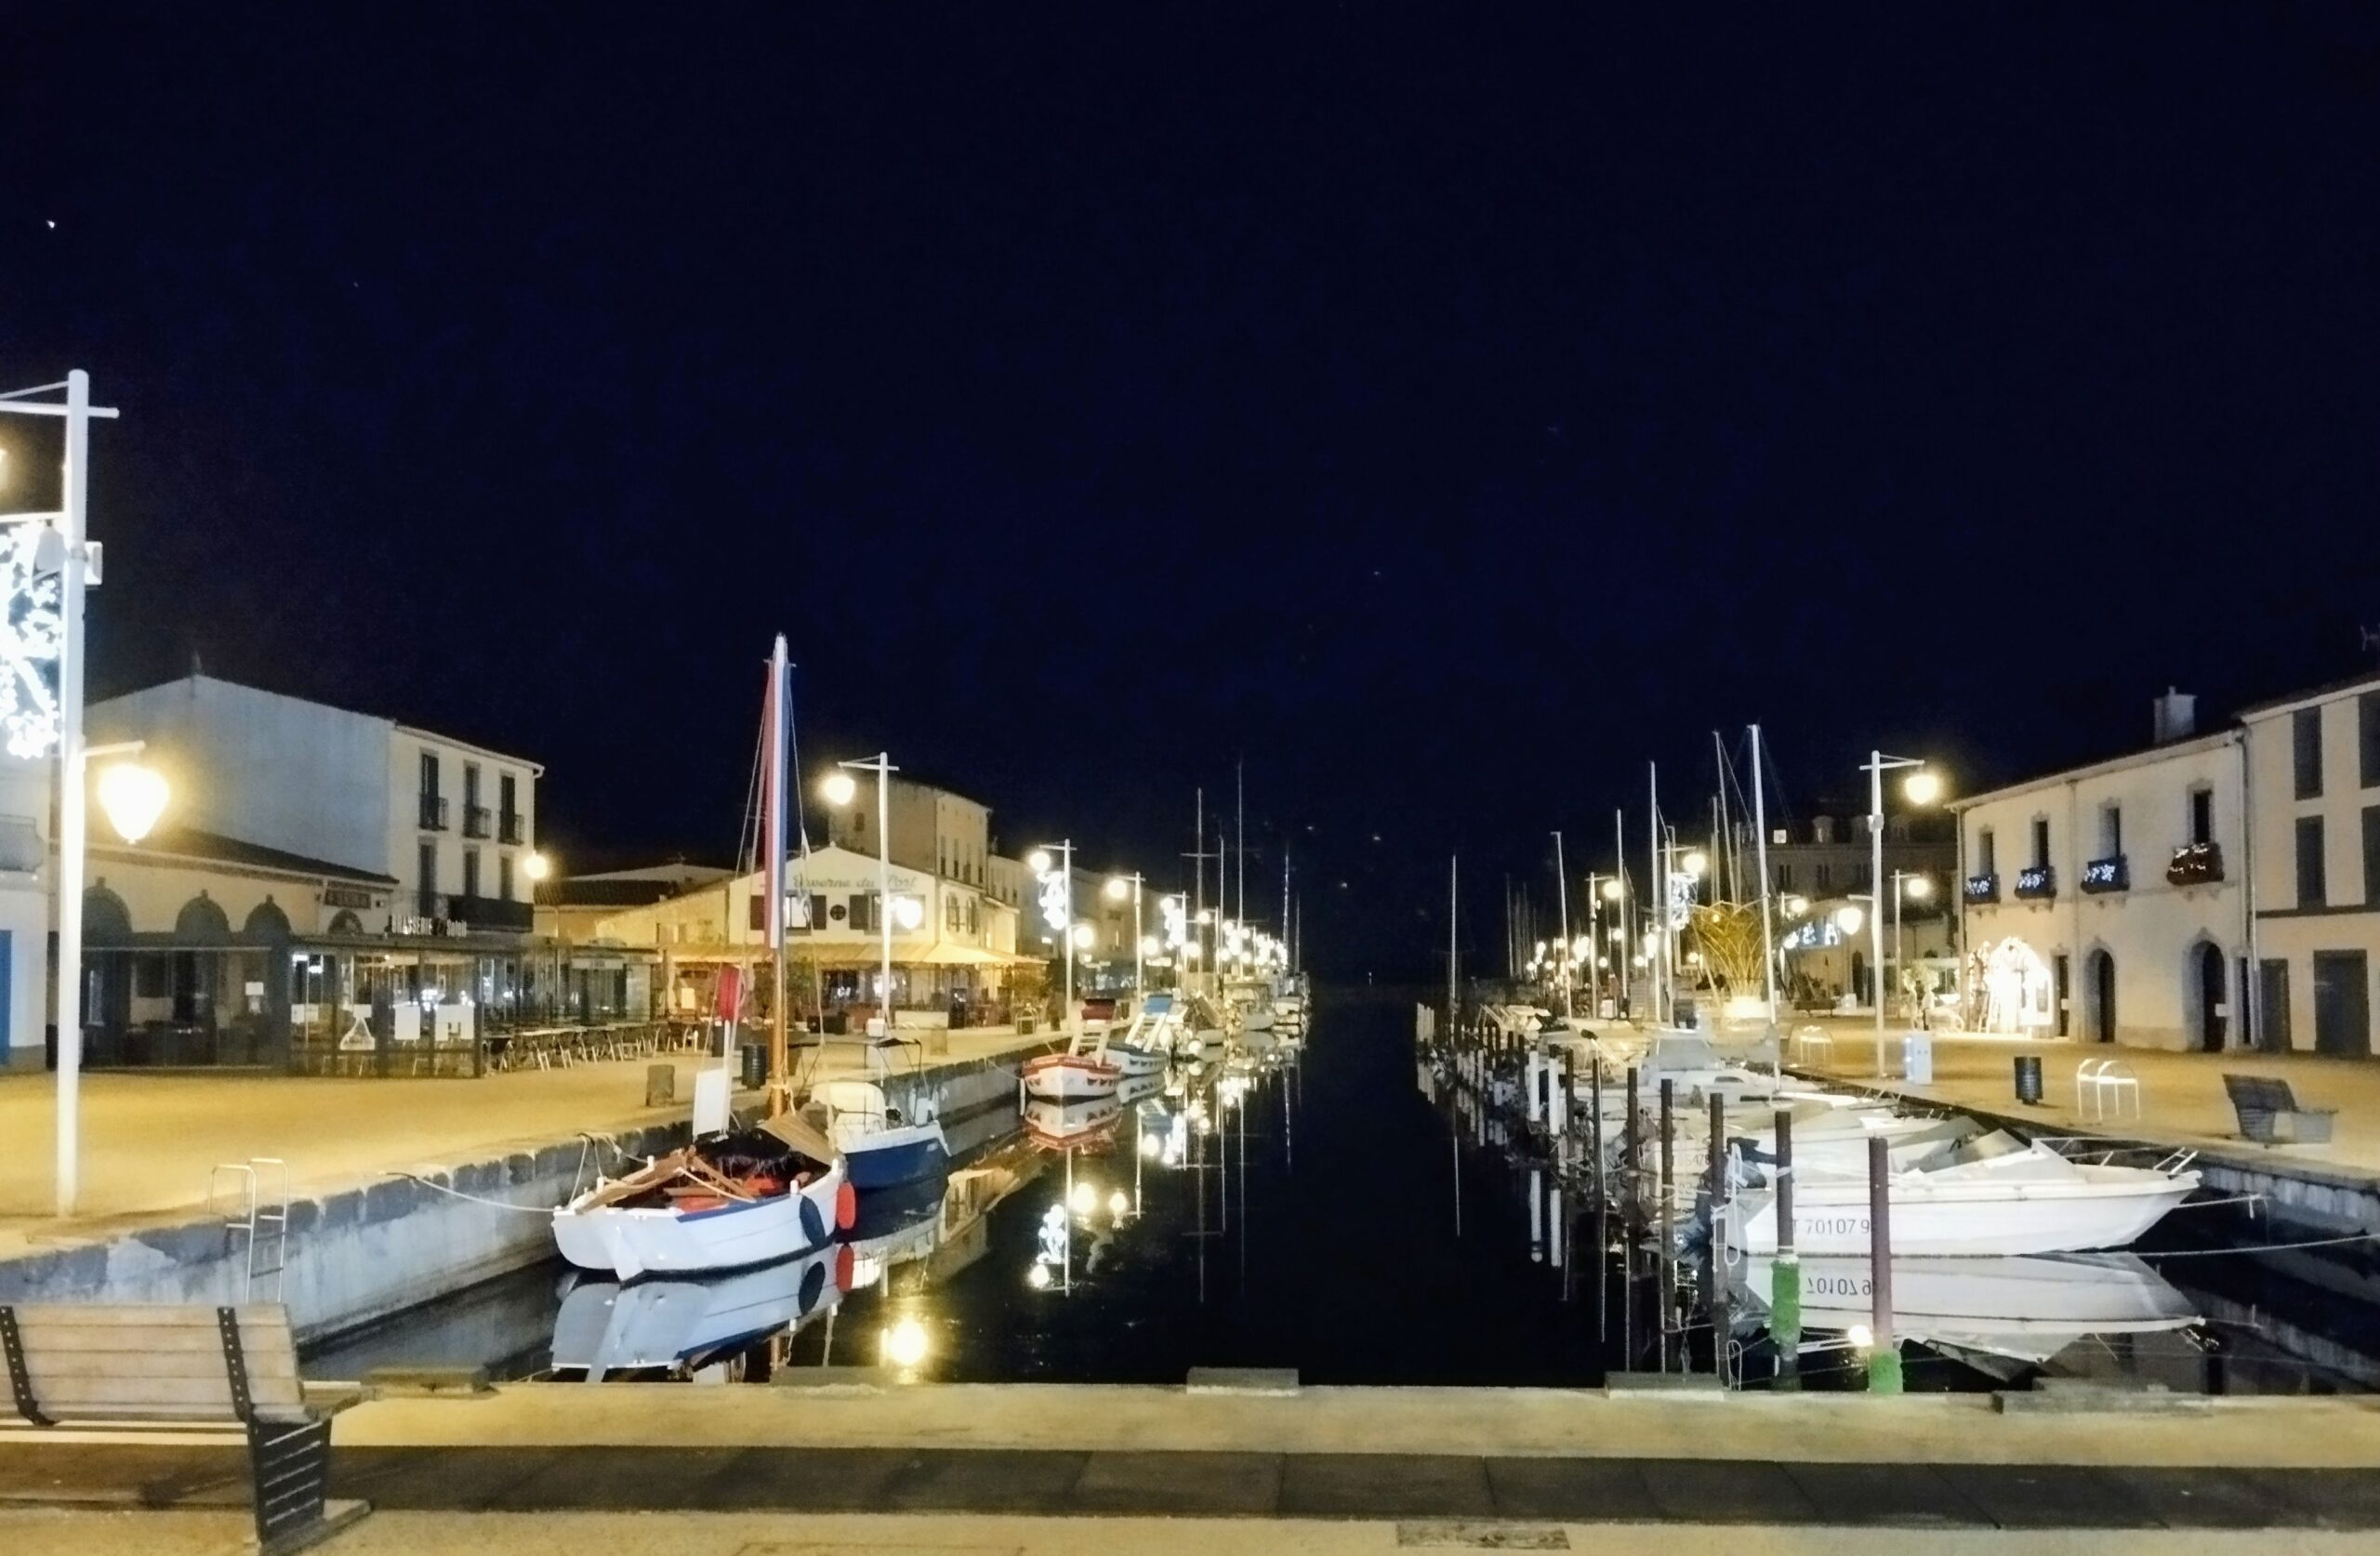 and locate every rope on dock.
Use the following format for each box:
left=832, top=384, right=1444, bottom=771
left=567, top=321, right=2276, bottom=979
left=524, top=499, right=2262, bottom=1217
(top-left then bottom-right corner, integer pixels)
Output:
left=380, top=1170, right=559, bottom=1215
